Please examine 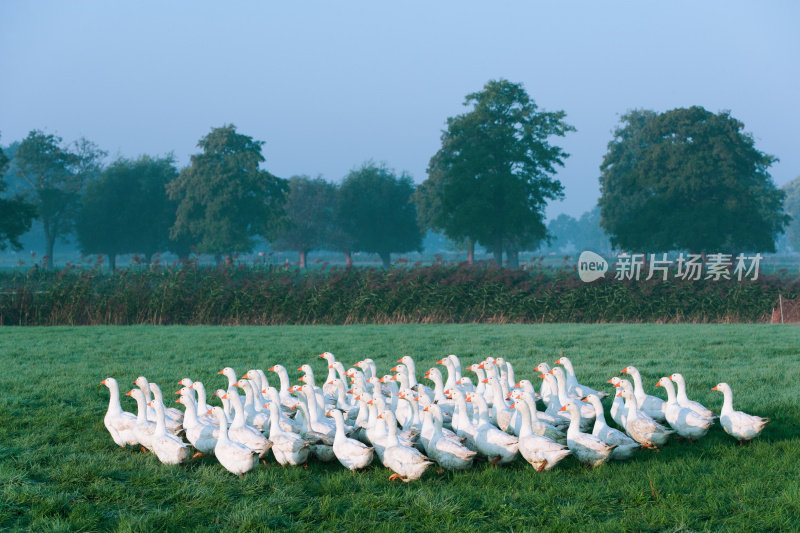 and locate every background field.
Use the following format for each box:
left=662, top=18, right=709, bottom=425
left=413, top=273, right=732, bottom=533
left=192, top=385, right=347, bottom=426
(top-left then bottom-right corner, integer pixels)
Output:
left=1, top=324, right=798, bottom=532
